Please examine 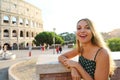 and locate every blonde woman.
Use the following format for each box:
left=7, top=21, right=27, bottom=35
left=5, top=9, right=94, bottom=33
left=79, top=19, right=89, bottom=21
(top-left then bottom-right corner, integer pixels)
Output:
left=58, top=18, right=116, bottom=80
